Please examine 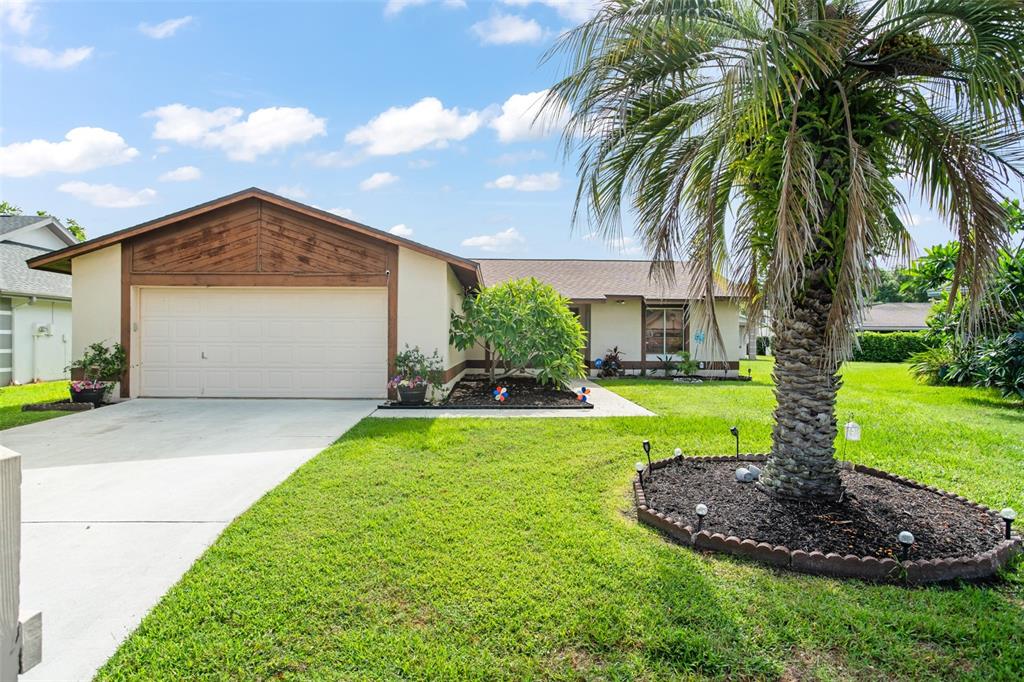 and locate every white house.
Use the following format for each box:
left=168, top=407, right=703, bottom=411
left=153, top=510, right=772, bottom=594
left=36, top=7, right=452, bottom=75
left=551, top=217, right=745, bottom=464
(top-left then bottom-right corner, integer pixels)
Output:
left=0, top=215, right=77, bottom=386
left=27, top=188, right=743, bottom=399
